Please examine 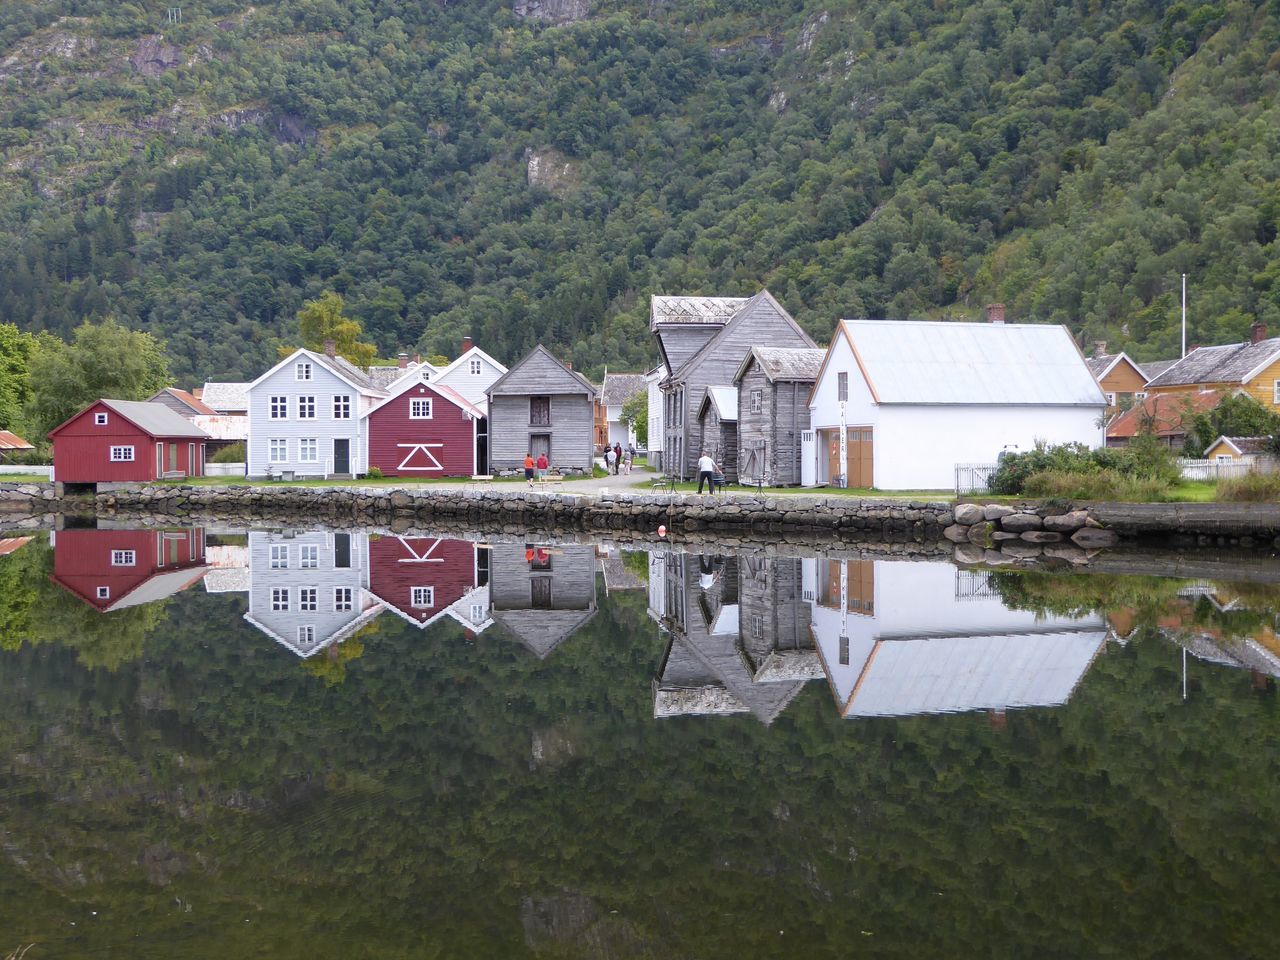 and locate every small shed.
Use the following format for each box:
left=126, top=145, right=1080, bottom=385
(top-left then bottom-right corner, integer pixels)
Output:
left=50, top=527, right=208, bottom=612
left=734, top=346, right=825, bottom=486
left=1204, top=436, right=1277, bottom=465
left=49, top=399, right=209, bottom=486
left=486, top=345, right=597, bottom=474
left=0, top=429, right=35, bottom=461
left=362, top=367, right=485, bottom=477
left=696, top=386, right=738, bottom=482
